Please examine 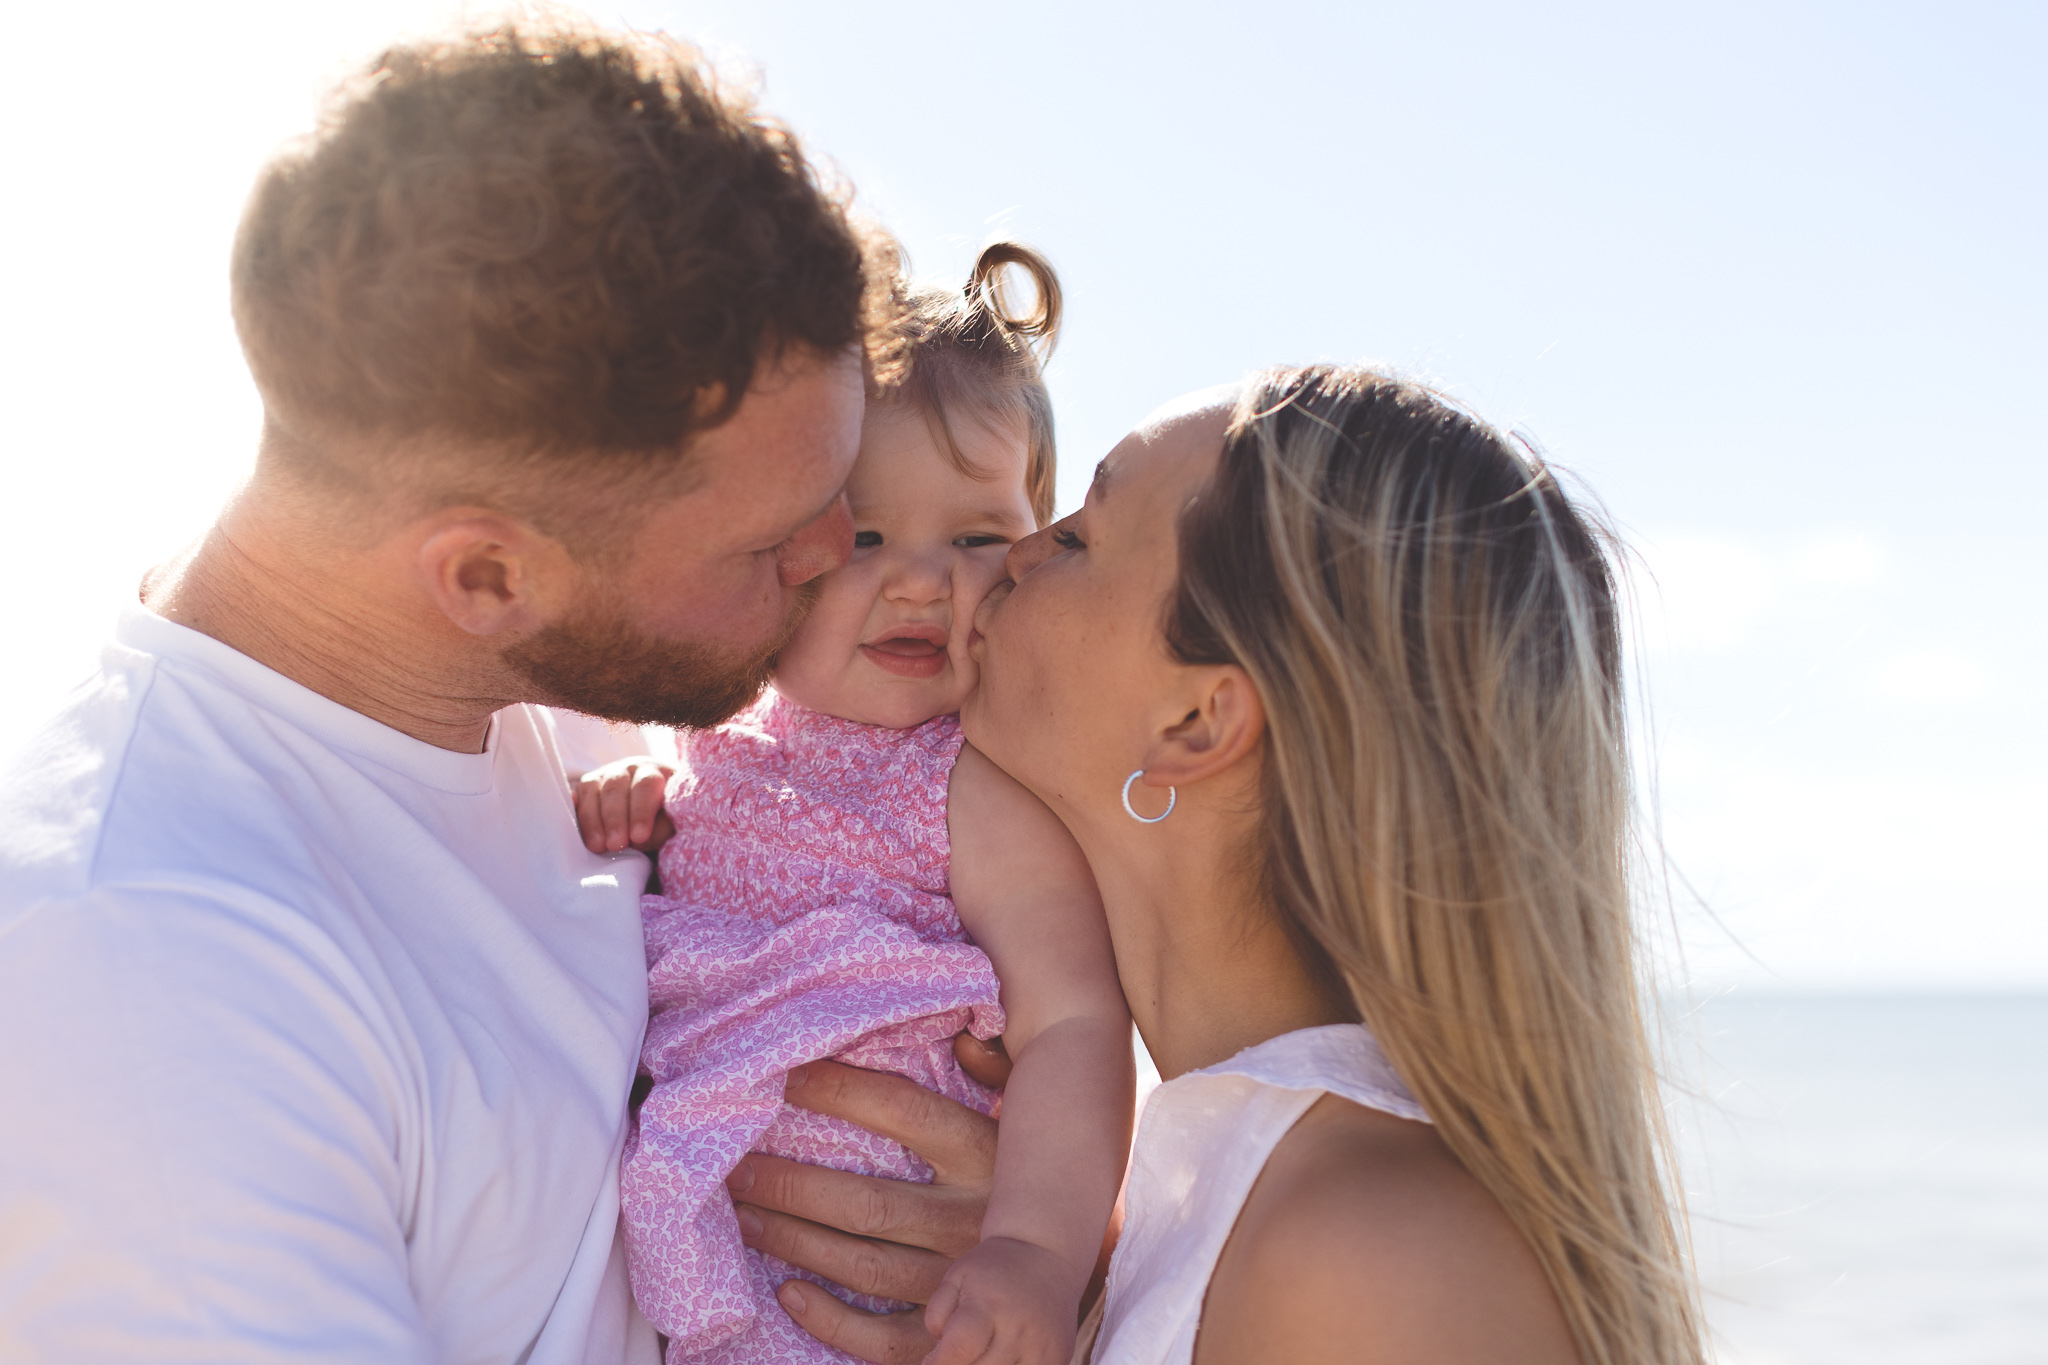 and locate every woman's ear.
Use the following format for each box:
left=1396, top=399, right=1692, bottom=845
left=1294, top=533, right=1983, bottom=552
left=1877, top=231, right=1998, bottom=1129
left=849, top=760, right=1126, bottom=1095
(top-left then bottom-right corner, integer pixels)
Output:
left=416, top=512, right=575, bottom=637
left=1138, top=665, right=1266, bottom=790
